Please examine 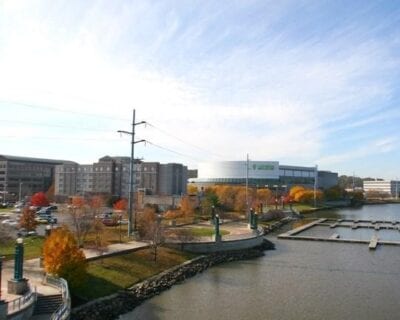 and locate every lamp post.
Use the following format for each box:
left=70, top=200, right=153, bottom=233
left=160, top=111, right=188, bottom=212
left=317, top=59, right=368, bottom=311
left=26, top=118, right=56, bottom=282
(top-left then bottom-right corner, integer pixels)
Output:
left=281, top=185, right=287, bottom=209
left=214, top=214, right=221, bottom=242
left=0, top=256, right=4, bottom=301
left=18, top=181, right=23, bottom=203
left=314, top=165, right=318, bottom=208
left=273, top=185, right=278, bottom=210
left=0, top=255, right=5, bottom=320
left=8, top=238, right=28, bottom=295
